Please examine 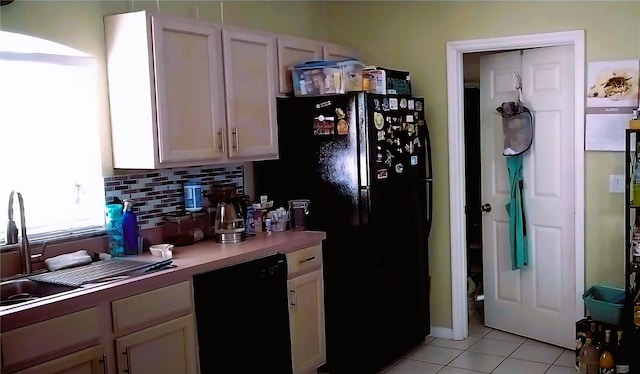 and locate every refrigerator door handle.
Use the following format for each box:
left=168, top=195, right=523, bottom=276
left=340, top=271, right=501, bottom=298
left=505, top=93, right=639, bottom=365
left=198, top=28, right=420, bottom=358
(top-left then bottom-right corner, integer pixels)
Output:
left=359, top=187, right=370, bottom=225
